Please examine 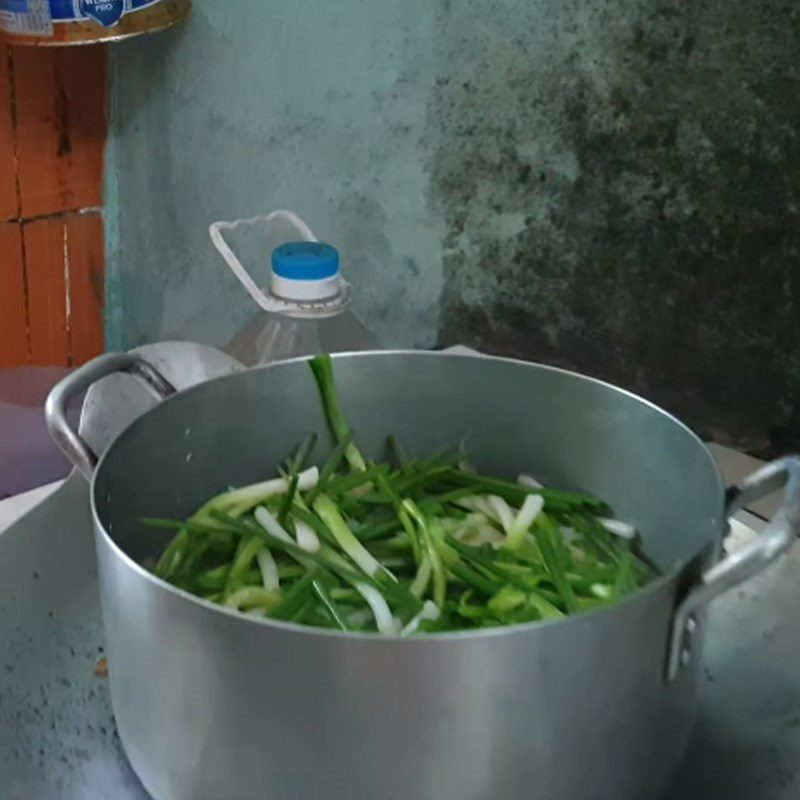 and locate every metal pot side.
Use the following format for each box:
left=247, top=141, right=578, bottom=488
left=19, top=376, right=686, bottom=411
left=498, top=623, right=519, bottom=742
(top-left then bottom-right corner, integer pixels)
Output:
left=85, top=352, right=725, bottom=800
